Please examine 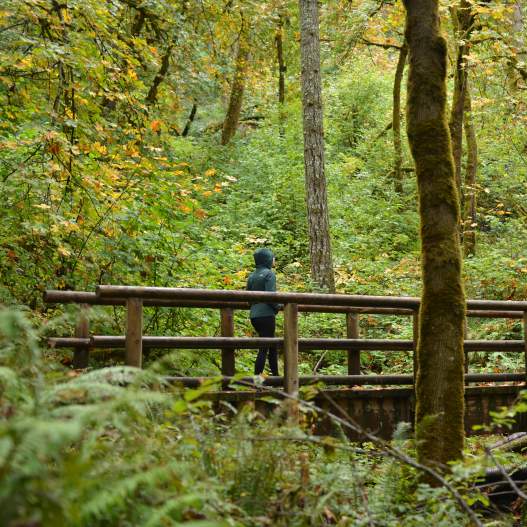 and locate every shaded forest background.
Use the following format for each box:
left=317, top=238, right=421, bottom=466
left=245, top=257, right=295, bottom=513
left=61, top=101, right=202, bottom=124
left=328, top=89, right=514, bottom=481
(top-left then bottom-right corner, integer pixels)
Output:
left=2, top=0, right=526, bottom=375
left=2, top=1, right=527, bottom=526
